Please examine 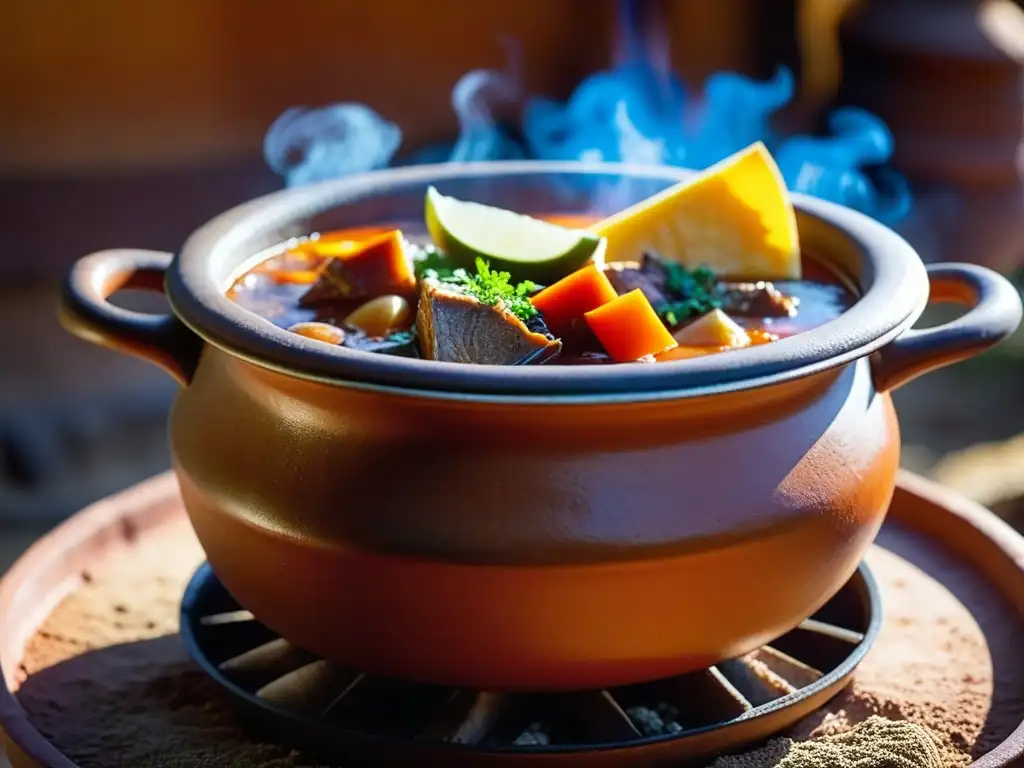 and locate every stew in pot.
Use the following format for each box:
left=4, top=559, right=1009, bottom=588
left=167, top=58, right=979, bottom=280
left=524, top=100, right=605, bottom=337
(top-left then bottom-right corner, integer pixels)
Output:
left=227, top=144, right=853, bottom=366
